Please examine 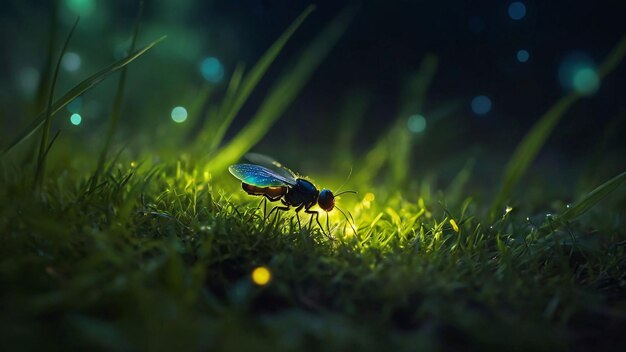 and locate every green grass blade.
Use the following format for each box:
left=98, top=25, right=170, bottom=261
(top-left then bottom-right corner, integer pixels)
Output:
left=2, top=35, right=166, bottom=156
left=183, top=85, right=218, bottom=146
left=332, top=89, right=372, bottom=169
left=93, top=1, right=144, bottom=185
left=206, top=5, right=316, bottom=153
left=490, top=34, right=626, bottom=217
left=34, top=17, right=80, bottom=189
left=390, top=54, right=438, bottom=186
left=560, top=171, right=626, bottom=223
left=355, top=54, right=438, bottom=186
left=198, top=63, right=245, bottom=146
left=34, top=0, right=57, bottom=114
left=205, top=7, right=354, bottom=174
